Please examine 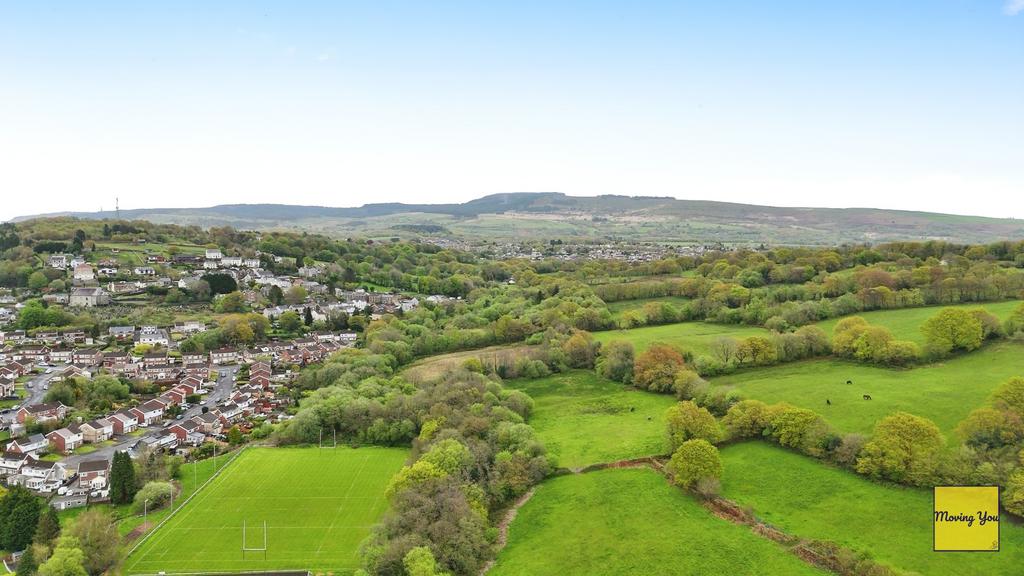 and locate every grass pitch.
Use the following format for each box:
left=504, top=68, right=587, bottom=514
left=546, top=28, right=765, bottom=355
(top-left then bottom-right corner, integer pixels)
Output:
left=710, top=341, right=1024, bottom=436
left=508, top=371, right=677, bottom=469
left=720, top=442, right=1024, bottom=575
left=125, top=446, right=407, bottom=574
left=490, top=468, right=825, bottom=576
